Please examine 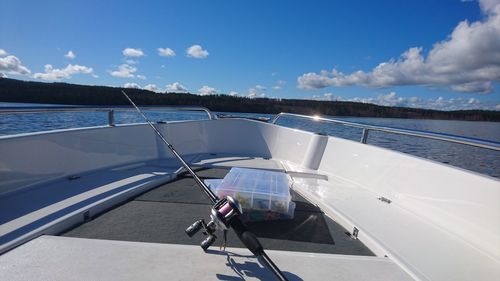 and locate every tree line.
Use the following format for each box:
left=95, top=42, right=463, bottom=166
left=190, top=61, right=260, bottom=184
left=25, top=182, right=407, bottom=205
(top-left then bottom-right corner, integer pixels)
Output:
left=0, top=78, right=498, bottom=121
